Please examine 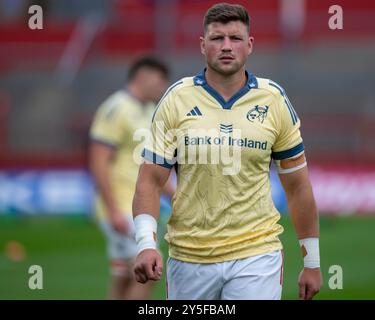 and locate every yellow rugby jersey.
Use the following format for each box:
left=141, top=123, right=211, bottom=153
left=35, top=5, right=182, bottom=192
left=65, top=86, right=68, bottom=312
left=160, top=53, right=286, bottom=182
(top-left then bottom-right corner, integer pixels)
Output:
left=143, top=70, right=304, bottom=263
left=90, top=90, right=155, bottom=220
